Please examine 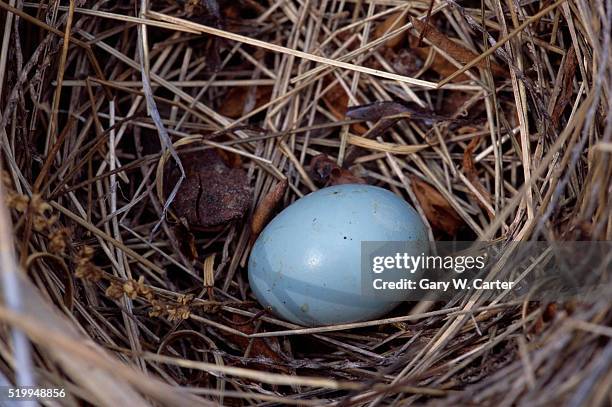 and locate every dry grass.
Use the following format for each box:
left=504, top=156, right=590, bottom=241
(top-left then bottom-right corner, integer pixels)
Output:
left=0, top=0, right=611, bottom=405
